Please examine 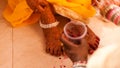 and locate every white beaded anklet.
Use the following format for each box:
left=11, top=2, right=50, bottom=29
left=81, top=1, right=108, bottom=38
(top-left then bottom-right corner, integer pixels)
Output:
left=73, top=61, right=87, bottom=68
left=39, top=21, right=59, bottom=29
